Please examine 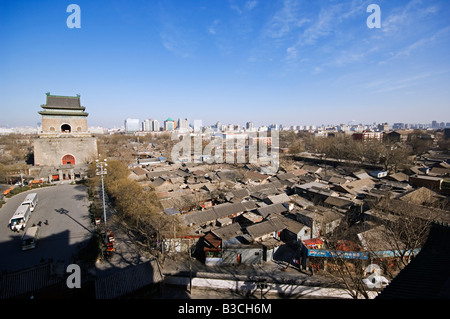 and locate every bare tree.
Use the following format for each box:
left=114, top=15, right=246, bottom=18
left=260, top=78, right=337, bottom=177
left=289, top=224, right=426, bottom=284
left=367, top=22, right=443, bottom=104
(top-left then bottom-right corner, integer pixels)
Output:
left=322, top=239, right=372, bottom=299
left=370, top=197, right=439, bottom=269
